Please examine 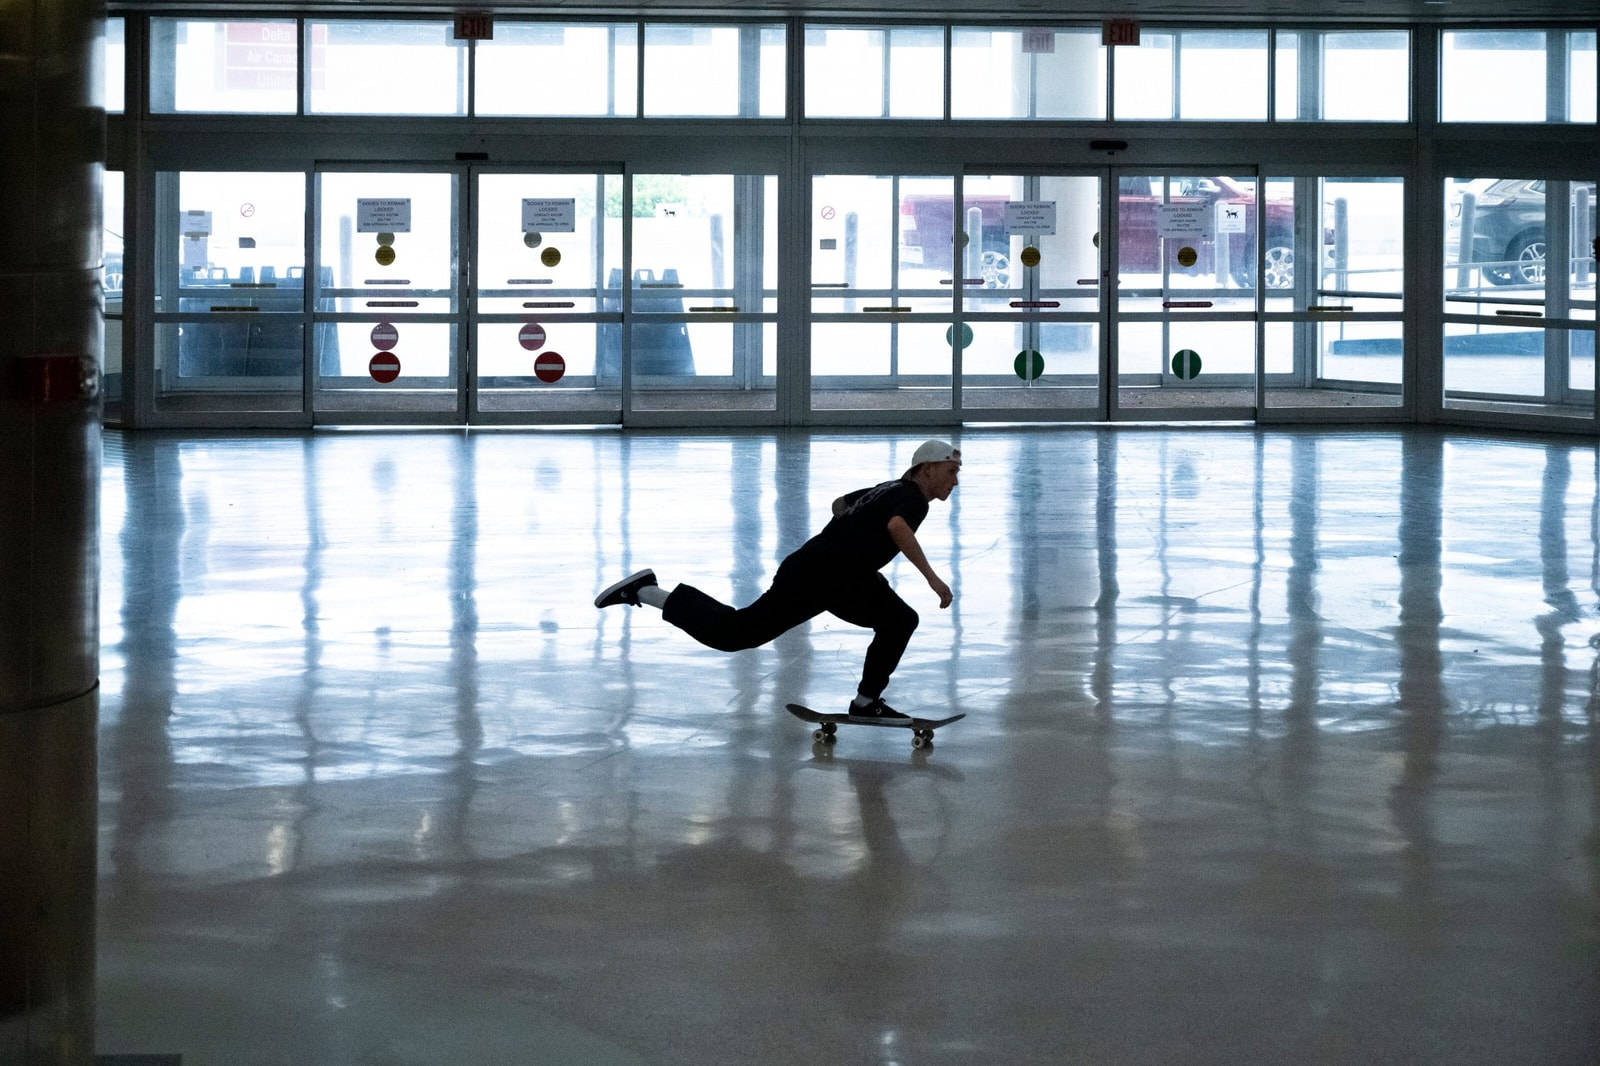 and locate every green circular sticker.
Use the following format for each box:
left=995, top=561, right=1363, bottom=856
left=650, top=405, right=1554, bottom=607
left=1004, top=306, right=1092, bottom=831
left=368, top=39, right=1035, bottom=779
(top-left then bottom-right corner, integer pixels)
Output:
left=540, top=247, right=561, bottom=268
left=524, top=232, right=543, bottom=249
left=1172, top=348, right=1202, bottom=379
left=376, top=233, right=396, bottom=247
left=1015, top=349, right=1044, bottom=381
left=947, top=323, right=973, bottom=350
